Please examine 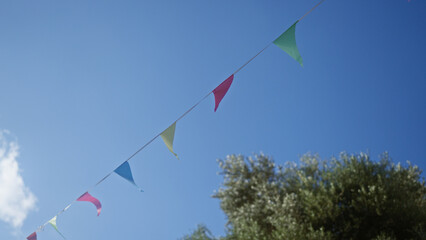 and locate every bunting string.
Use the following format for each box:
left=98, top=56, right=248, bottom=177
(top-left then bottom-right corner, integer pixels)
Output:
left=299, top=0, right=325, bottom=21
left=232, top=43, right=272, bottom=75
left=27, top=1, right=325, bottom=239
